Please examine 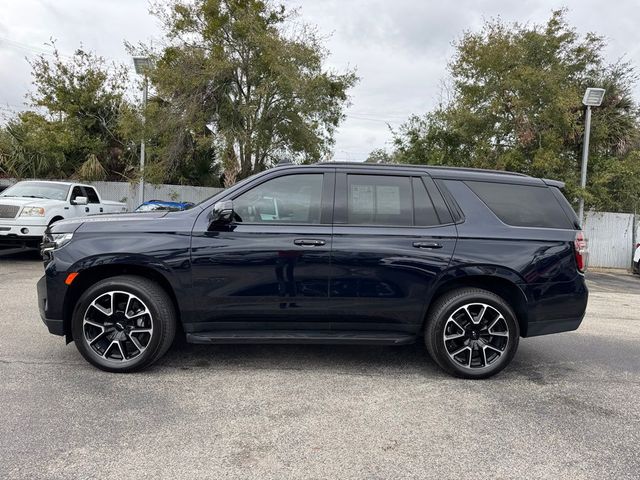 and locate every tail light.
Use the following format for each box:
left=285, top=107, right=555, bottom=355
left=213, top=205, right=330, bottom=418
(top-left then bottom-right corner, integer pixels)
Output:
left=574, top=231, right=588, bottom=273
